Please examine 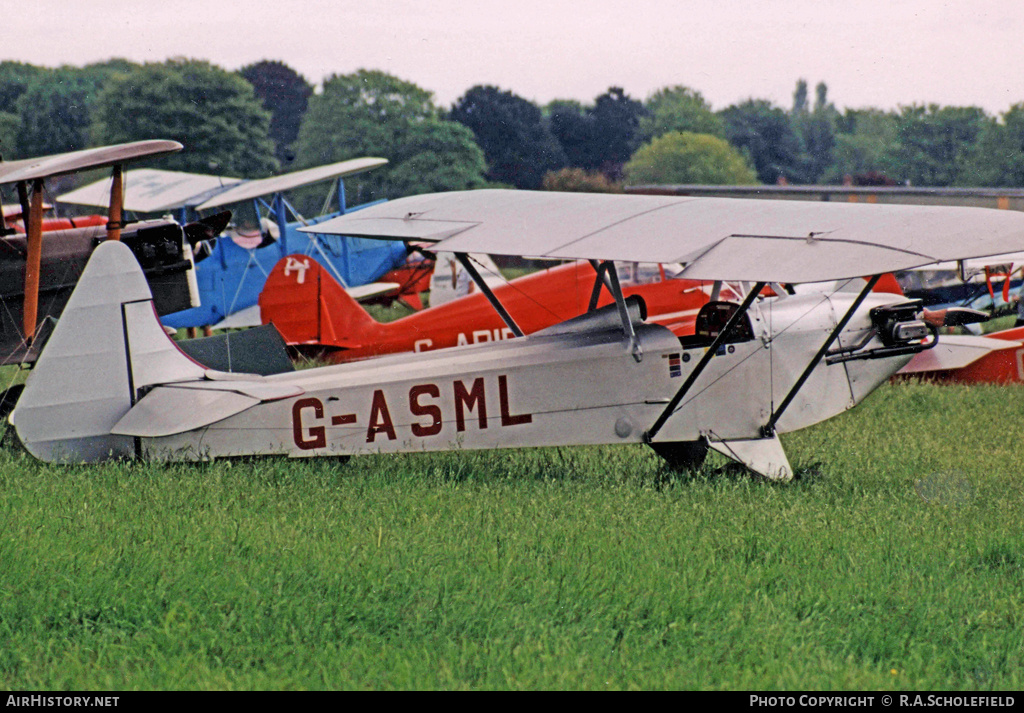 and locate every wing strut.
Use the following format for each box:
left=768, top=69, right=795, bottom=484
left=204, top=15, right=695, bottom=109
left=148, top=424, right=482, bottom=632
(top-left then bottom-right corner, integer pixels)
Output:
left=586, top=259, right=614, bottom=311
left=107, top=165, right=124, bottom=241
left=455, top=252, right=524, bottom=337
left=644, top=282, right=767, bottom=443
left=601, top=261, right=643, bottom=362
left=761, top=274, right=881, bottom=437
left=21, top=179, right=45, bottom=342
